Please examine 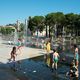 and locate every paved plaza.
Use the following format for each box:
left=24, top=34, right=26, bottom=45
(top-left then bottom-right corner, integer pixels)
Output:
left=0, top=44, right=46, bottom=63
